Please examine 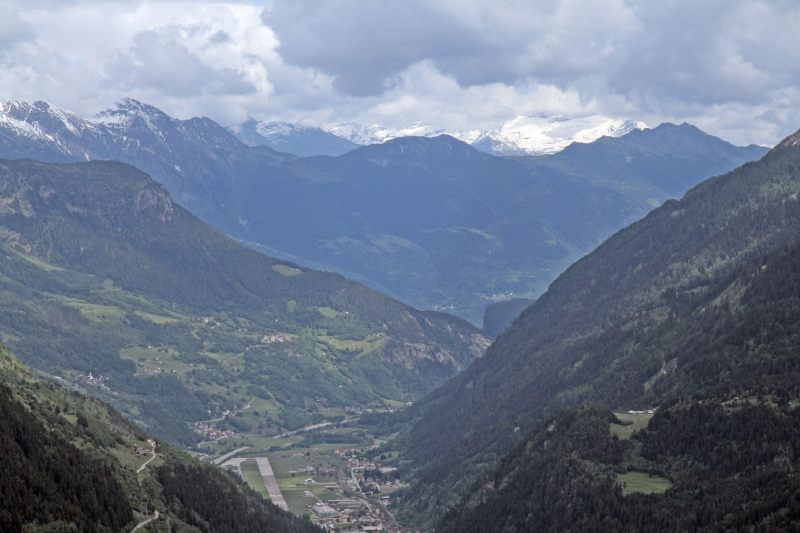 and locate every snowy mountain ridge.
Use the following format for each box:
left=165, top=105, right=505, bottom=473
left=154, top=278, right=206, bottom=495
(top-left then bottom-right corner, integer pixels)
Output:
left=237, top=114, right=647, bottom=157
left=467, top=115, right=648, bottom=155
